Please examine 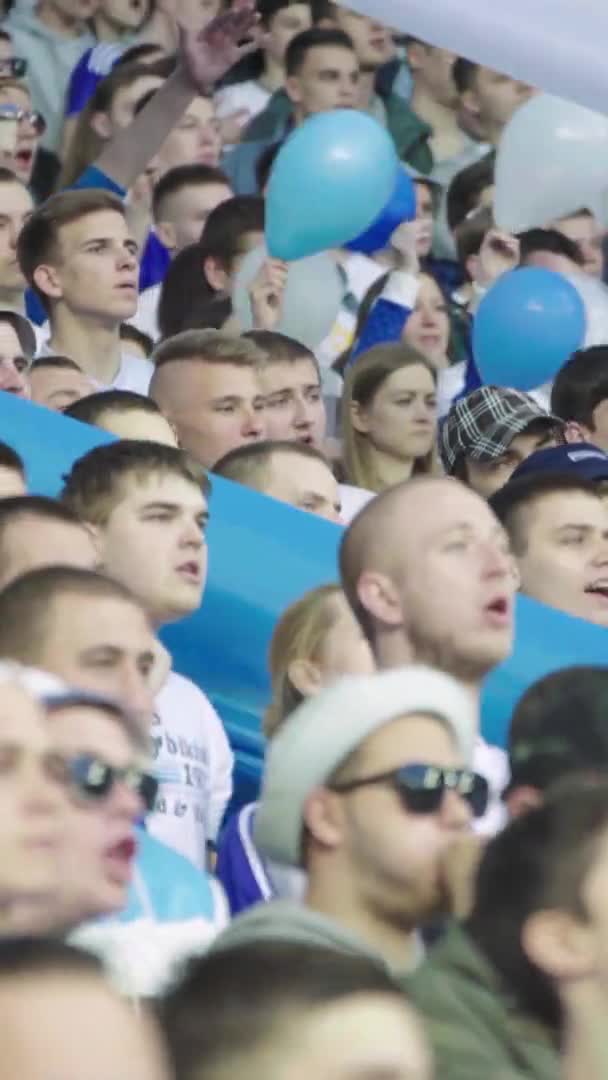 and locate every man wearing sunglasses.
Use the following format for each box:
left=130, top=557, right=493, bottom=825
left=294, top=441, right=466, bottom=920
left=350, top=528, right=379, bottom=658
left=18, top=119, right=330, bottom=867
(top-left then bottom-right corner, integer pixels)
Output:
left=340, top=474, right=517, bottom=835
left=212, top=666, right=481, bottom=975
